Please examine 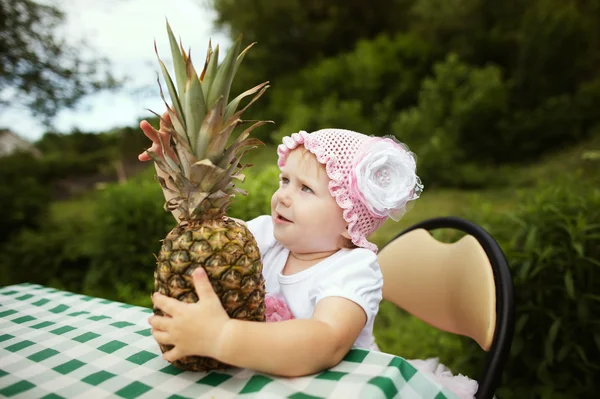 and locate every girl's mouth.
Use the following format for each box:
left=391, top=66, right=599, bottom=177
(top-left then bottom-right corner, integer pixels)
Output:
left=275, top=214, right=293, bottom=224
